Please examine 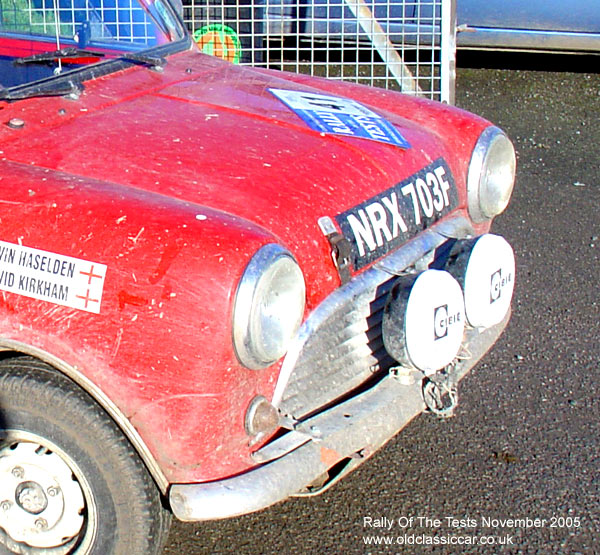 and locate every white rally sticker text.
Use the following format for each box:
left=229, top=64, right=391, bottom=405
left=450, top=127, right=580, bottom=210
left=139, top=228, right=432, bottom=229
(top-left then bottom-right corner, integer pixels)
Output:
left=0, top=241, right=107, bottom=314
